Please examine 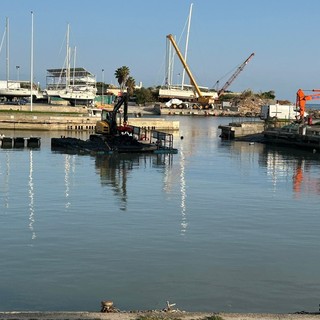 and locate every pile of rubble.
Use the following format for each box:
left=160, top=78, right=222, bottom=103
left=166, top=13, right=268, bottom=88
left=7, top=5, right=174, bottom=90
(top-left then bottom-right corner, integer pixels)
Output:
left=229, top=91, right=320, bottom=119
left=307, top=109, right=320, bottom=119
left=233, top=96, right=275, bottom=117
